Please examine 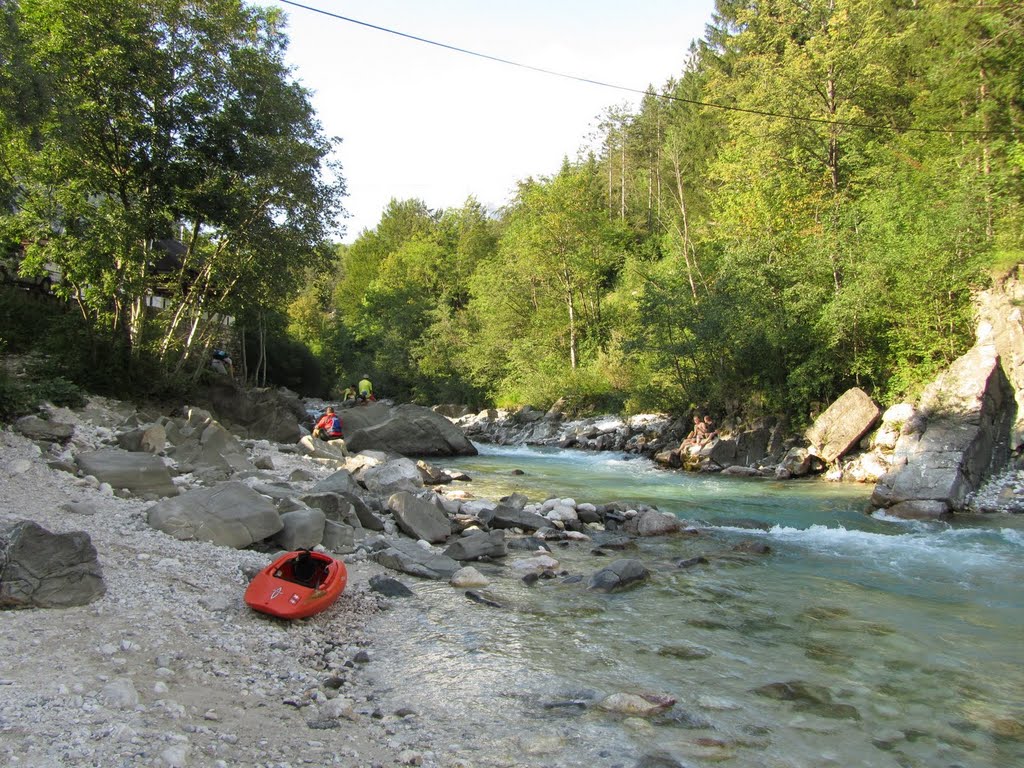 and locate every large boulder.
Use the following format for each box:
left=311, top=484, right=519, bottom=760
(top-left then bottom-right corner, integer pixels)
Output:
left=806, top=387, right=881, bottom=463
left=587, top=558, right=650, bottom=592
left=75, top=450, right=177, bottom=497
left=362, top=458, right=424, bottom=496
left=871, top=344, right=1014, bottom=516
left=976, top=273, right=1024, bottom=447
left=0, top=521, right=106, bottom=609
left=345, top=403, right=477, bottom=457
left=14, top=415, right=75, bottom=444
left=368, top=537, right=461, bottom=580
left=444, top=529, right=507, bottom=561
left=273, top=507, right=326, bottom=550
left=146, top=481, right=283, bottom=548
left=387, top=491, right=453, bottom=544
left=198, top=383, right=305, bottom=443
